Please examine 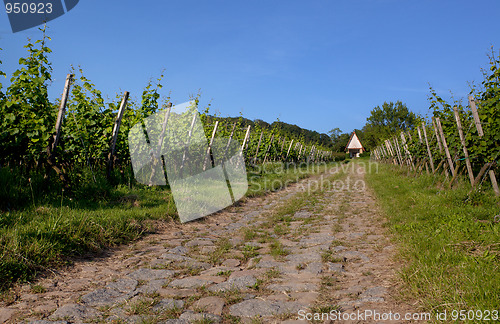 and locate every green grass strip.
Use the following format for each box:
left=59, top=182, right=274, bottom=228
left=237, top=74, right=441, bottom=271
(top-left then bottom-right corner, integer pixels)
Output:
left=366, top=163, right=500, bottom=313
